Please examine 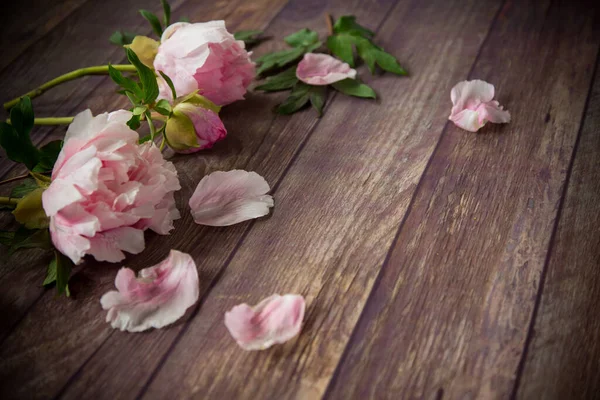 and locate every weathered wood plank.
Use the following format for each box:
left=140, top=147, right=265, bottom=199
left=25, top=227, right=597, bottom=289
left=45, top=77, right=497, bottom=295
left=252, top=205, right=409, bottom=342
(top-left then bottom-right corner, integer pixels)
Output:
left=515, top=54, right=600, bottom=400
left=325, top=1, right=600, bottom=399
left=0, top=0, right=89, bottom=72
left=140, top=0, right=503, bottom=398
